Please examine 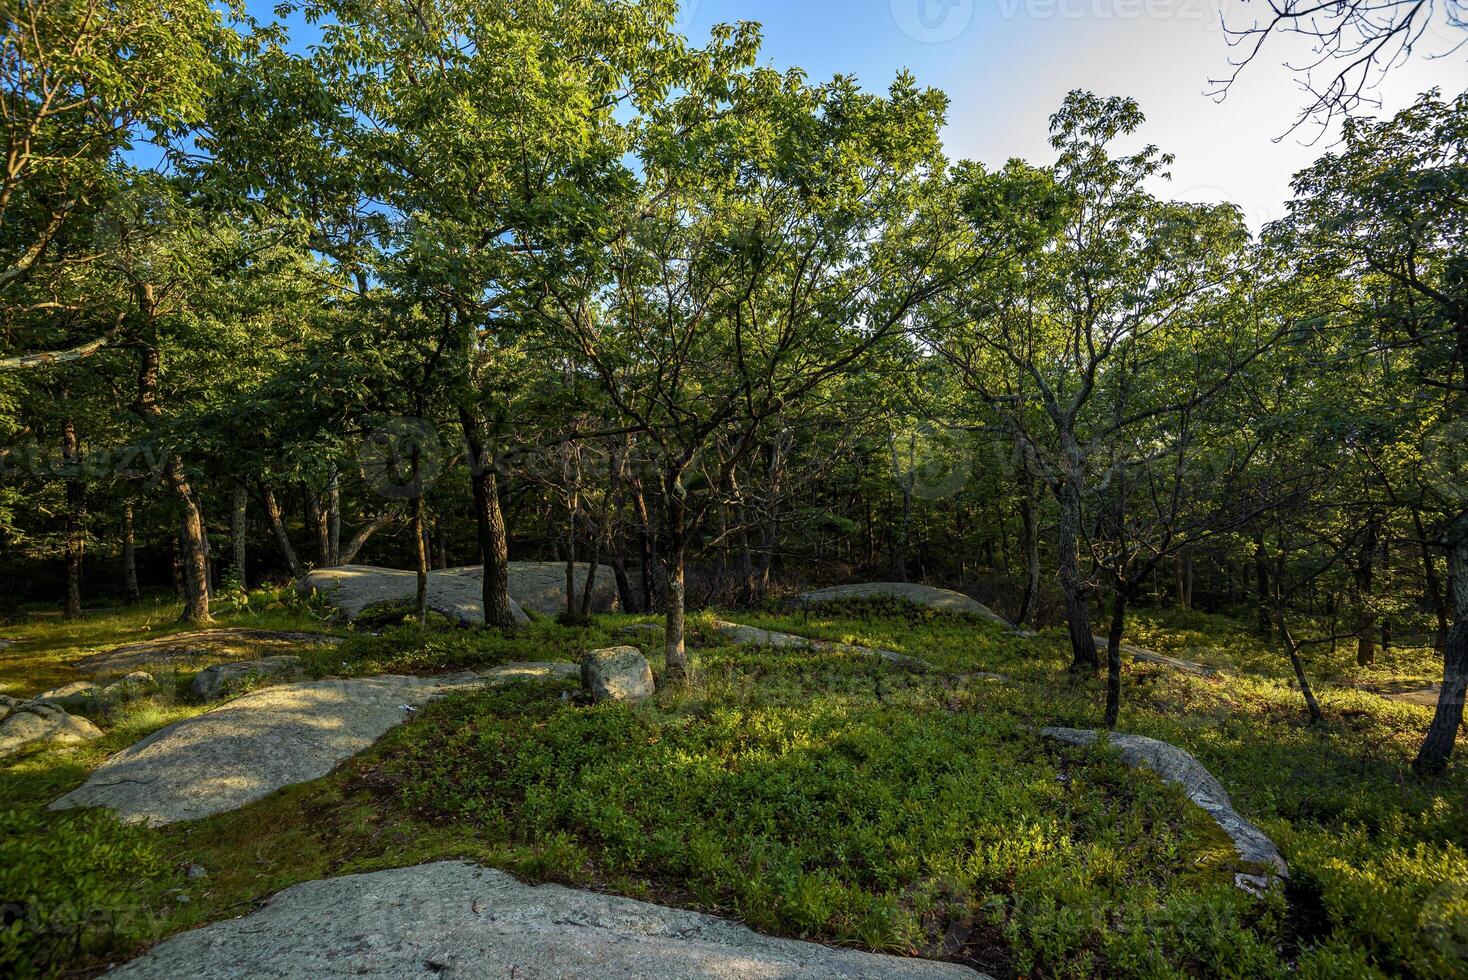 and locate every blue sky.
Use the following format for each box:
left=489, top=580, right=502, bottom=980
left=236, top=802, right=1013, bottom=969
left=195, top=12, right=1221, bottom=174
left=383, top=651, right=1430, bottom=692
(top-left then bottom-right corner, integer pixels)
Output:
left=241, top=0, right=1468, bottom=229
